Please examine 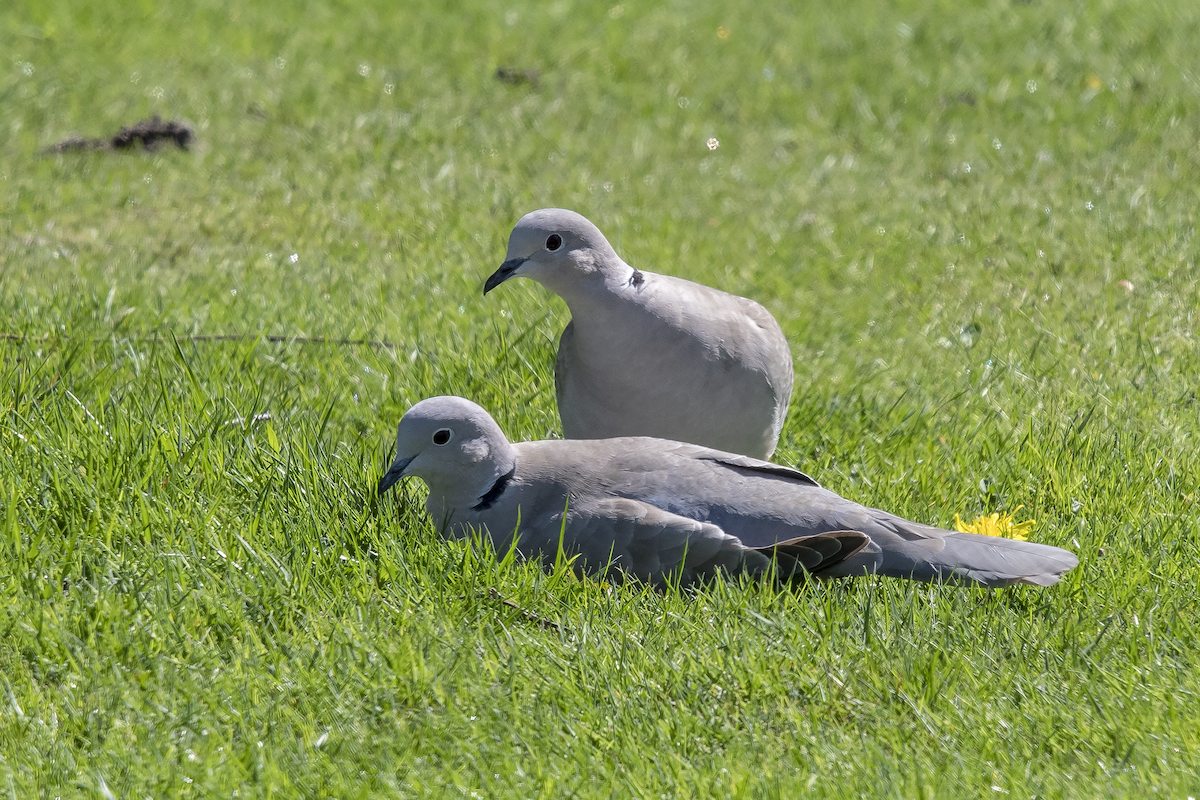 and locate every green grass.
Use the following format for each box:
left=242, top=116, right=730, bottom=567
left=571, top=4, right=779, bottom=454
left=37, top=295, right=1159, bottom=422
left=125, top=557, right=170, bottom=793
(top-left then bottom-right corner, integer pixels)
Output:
left=3, top=0, right=1200, bottom=795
